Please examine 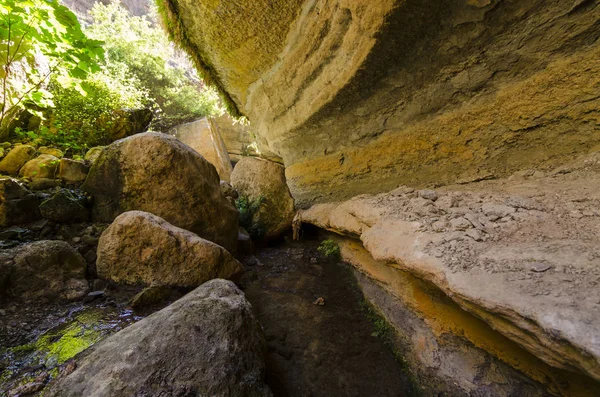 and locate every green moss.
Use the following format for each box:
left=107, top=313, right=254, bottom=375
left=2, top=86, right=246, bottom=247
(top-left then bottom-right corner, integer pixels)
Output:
left=154, top=0, right=242, bottom=118
left=32, top=310, right=106, bottom=365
